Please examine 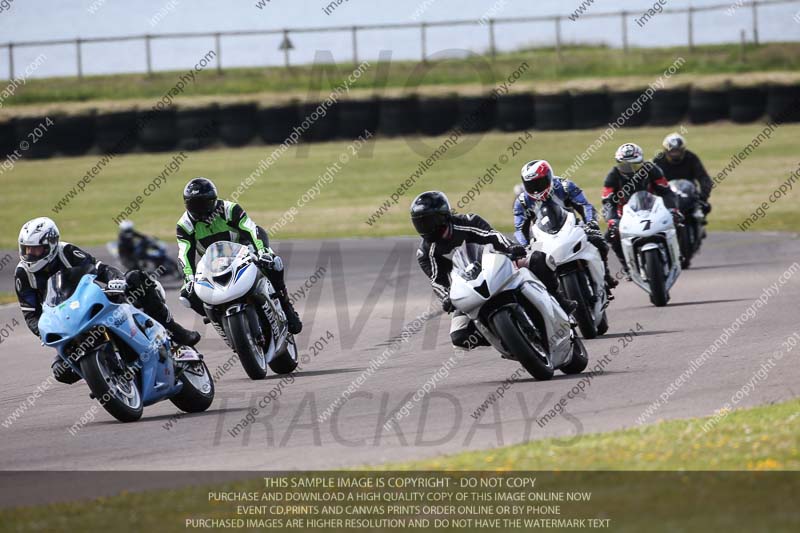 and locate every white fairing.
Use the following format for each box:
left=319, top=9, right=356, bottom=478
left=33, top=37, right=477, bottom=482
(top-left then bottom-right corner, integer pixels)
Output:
left=530, top=210, right=607, bottom=329
left=619, top=193, right=682, bottom=294
left=450, top=245, right=575, bottom=369
left=194, top=242, right=258, bottom=306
